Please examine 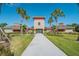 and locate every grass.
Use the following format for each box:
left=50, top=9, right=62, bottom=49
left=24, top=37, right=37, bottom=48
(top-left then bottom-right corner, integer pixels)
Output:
left=61, top=34, right=78, bottom=41
left=45, top=33, right=79, bottom=56
left=10, top=34, right=34, bottom=56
